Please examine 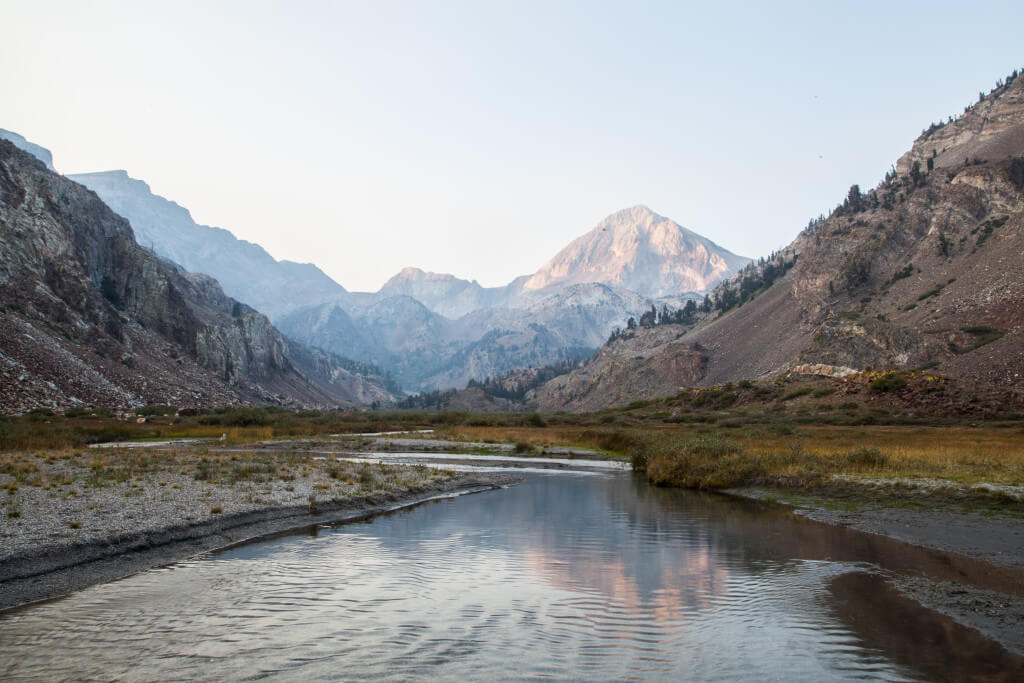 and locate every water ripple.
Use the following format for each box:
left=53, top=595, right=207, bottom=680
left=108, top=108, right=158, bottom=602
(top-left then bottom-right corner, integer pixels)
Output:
left=0, top=473, right=1002, bottom=681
